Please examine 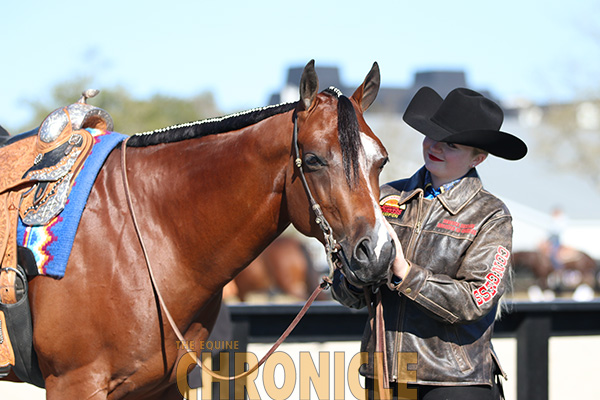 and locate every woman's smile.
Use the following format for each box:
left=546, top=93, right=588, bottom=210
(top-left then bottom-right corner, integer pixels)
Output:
left=428, top=153, right=443, bottom=162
